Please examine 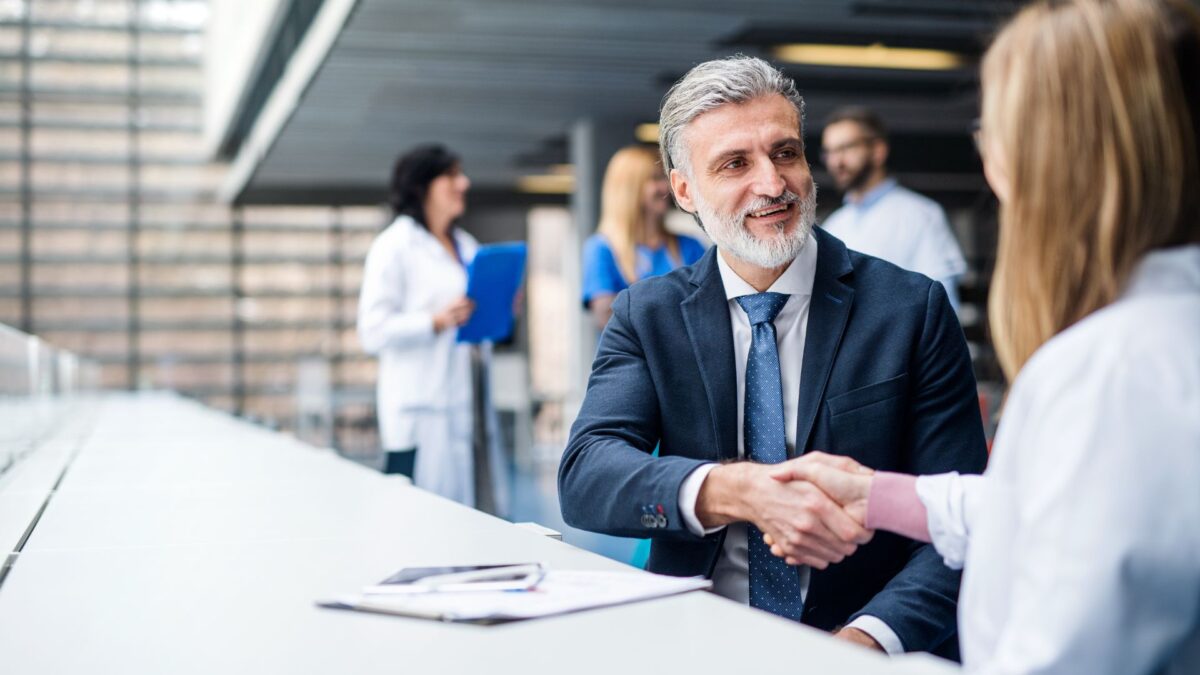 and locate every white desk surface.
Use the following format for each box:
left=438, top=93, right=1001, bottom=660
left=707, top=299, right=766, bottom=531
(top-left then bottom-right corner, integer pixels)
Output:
left=0, top=393, right=956, bottom=674
left=0, top=406, right=95, bottom=553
